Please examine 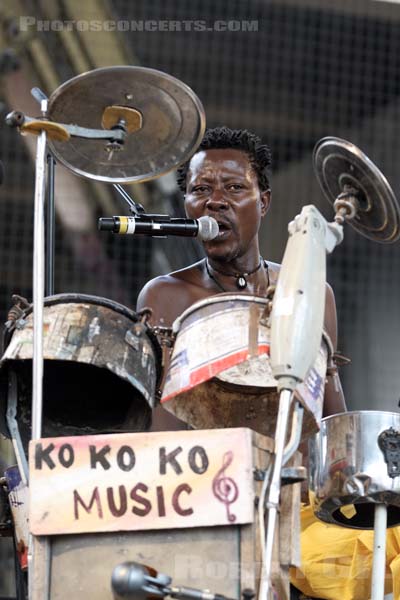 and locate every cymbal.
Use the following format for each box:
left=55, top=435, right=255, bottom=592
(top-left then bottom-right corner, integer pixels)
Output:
left=47, top=66, right=206, bottom=183
left=313, top=136, right=400, bottom=243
